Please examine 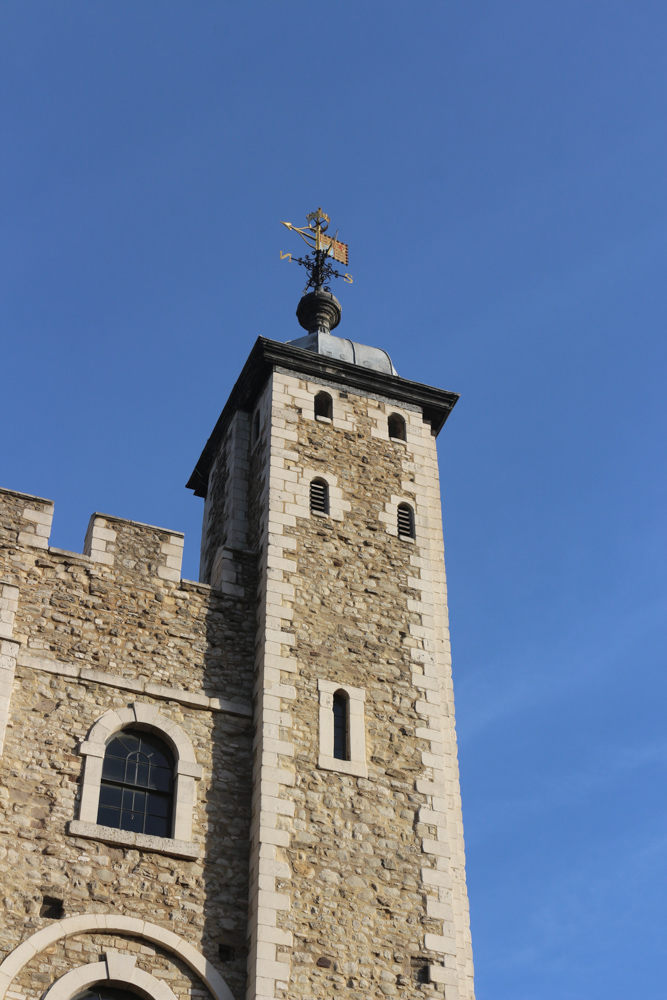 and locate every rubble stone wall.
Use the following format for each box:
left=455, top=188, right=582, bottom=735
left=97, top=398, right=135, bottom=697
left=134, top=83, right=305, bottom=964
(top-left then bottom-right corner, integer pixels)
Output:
left=0, top=487, right=254, bottom=1000
left=245, top=371, right=474, bottom=1000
